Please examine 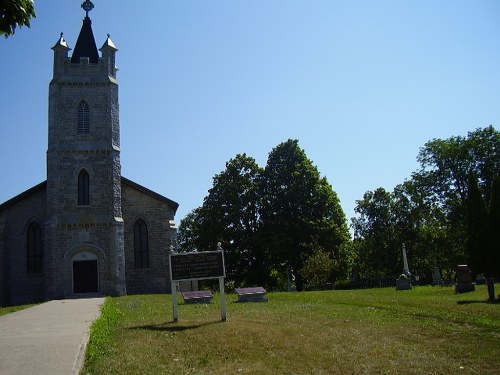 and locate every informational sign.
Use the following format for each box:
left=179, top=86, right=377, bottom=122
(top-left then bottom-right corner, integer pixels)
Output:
left=169, top=251, right=225, bottom=281
left=169, top=248, right=227, bottom=322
